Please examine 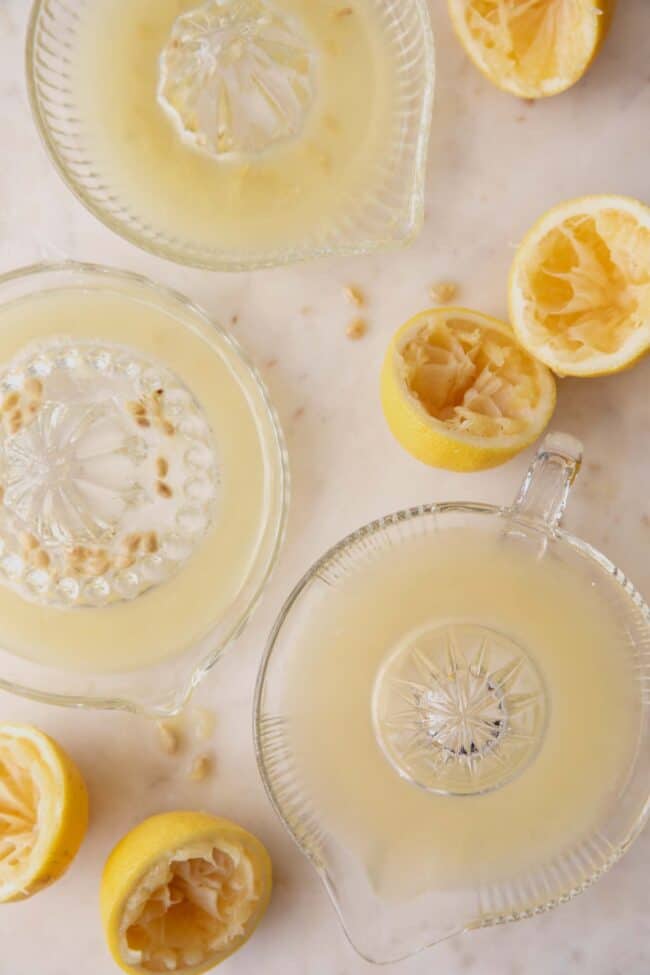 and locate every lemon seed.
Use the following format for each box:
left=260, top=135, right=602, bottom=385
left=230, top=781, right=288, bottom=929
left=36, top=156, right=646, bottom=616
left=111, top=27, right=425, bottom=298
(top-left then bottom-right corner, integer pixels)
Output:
left=344, top=284, right=365, bottom=308
left=430, top=281, right=458, bottom=304
left=346, top=318, right=368, bottom=340
left=189, top=754, right=212, bottom=782
left=157, top=721, right=179, bottom=756
left=2, top=393, right=19, bottom=412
